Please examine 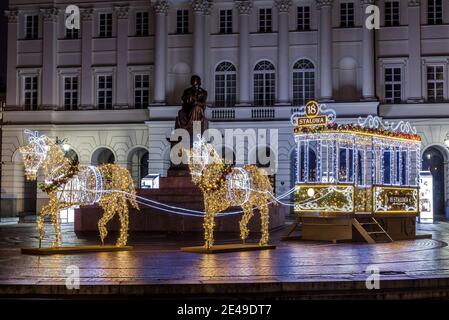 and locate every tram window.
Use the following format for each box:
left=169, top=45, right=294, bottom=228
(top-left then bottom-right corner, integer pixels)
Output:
left=339, top=148, right=347, bottom=182
left=401, top=150, right=407, bottom=185
left=395, top=150, right=400, bottom=185
left=383, top=151, right=391, bottom=184
left=348, top=149, right=354, bottom=182
left=357, top=150, right=364, bottom=185
left=299, top=143, right=306, bottom=182
left=308, top=149, right=317, bottom=182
